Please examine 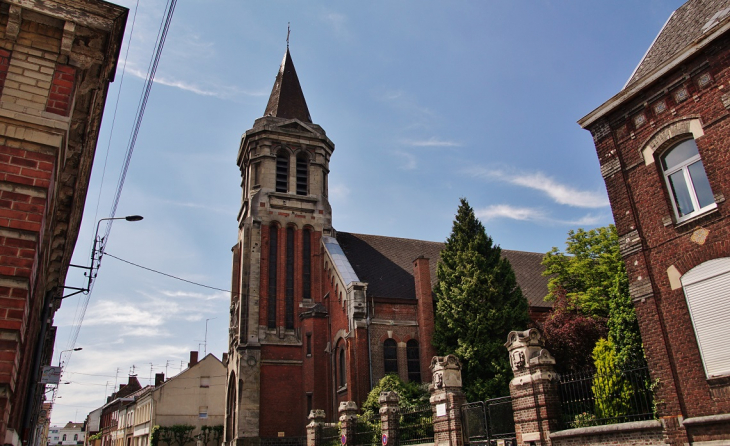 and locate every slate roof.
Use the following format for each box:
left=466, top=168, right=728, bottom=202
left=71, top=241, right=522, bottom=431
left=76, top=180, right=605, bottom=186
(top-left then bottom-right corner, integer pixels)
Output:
left=264, top=48, right=312, bottom=123
left=335, top=232, right=551, bottom=309
left=626, top=0, right=730, bottom=88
